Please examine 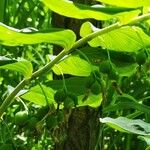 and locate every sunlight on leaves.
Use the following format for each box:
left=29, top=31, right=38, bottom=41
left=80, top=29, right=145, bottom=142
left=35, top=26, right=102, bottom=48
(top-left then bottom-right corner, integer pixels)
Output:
left=21, top=84, right=55, bottom=106
left=97, top=0, right=150, bottom=8
left=42, top=0, right=140, bottom=21
left=0, top=22, right=76, bottom=50
left=52, top=55, right=92, bottom=76
left=80, top=22, right=150, bottom=52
